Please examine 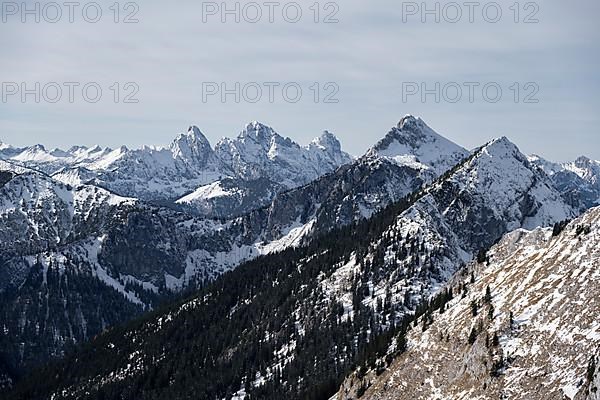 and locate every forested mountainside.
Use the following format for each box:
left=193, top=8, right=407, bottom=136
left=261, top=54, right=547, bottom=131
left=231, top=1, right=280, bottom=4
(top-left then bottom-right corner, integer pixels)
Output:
left=6, top=135, right=576, bottom=400
left=336, top=206, right=600, bottom=400
left=0, top=116, right=469, bottom=385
